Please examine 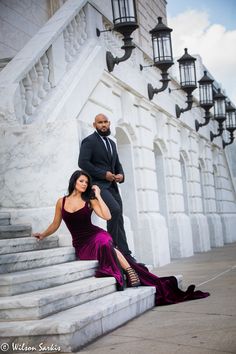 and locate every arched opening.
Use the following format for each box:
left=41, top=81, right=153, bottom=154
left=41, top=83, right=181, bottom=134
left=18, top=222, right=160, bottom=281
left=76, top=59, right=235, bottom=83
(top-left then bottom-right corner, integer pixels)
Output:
left=199, top=160, right=206, bottom=214
left=154, top=143, right=169, bottom=222
left=213, top=165, right=221, bottom=213
left=115, top=126, right=138, bottom=253
left=180, top=153, right=189, bottom=214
